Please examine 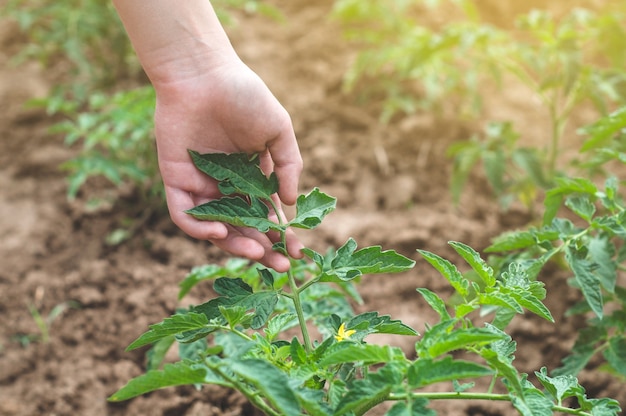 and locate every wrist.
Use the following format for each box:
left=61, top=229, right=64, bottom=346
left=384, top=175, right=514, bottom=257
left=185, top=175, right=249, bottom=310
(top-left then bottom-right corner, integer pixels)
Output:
left=113, top=0, right=239, bottom=87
